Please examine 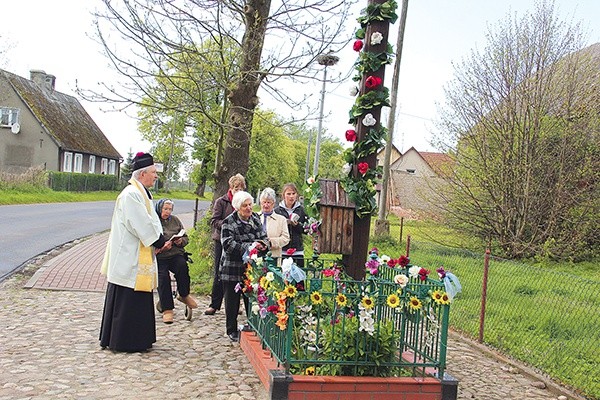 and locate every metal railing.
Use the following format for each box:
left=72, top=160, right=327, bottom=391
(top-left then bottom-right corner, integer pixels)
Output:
left=406, top=240, right=600, bottom=399
left=245, top=256, right=451, bottom=378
